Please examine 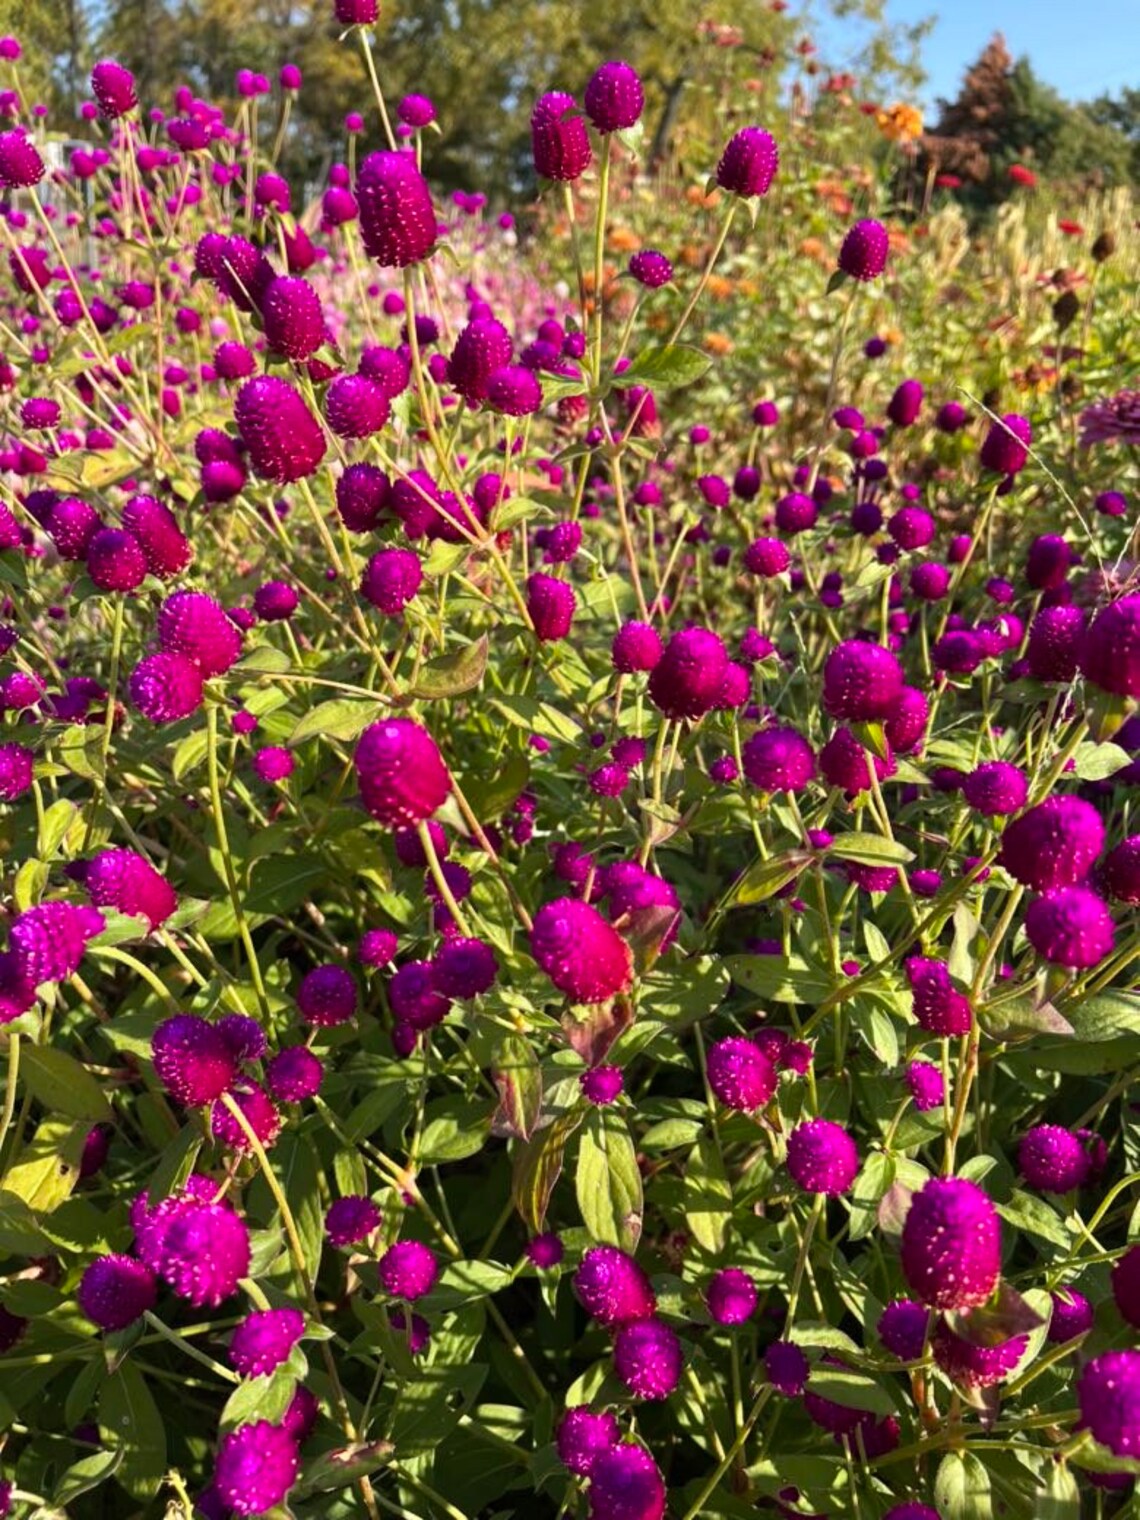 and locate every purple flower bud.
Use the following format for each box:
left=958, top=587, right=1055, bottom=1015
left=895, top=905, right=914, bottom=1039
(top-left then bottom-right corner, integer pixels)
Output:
left=531, top=898, right=631, bottom=1004
left=901, top=1177, right=1000, bottom=1310
left=296, top=964, right=357, bottom=1027
left=215, top=1421, right=298, bottom=1516
left=556, top=1407, right=620, bottom=1475
left=707, top=1036, right=776, bottom=1112
left=838, top=219, right=889, bottom=281
left=584, top=61, right=643, bottom=133
left=613, top=1317, right=681, bottom=1399
left=706, top=1267, right=757, bottom=1325
left=378, top=1239, right=438, bottom=1300
left=786, top=1118, right=858, bottom=1194
left=575, top=1245, right=656, bottom=1327
left=326, top=1195, right=381, bottom=1246
left=266, top=1046, right=323, bottom=1103
left=1078, top=1350, right=1140, bottom=1457
left=355, top=719, right=451, bottom=828
left=229, top=1308, right=305, bottom=1378
left=999, top=796, right=1103, bottom=891
left=357, top=151, right=437, bottom=268
left=716, top=127, right=778, bottom=197
left=979, top=414, right=1031, bottom=475
left=1026, top=886, right=1114, bottom=968
left=531, top=92, right=592, bottom=182
left=235, top=376, right=326, bottom=484
left=527, top=572, right=575, bottom=640
left=78, top=1253, right=156, bottom=1330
